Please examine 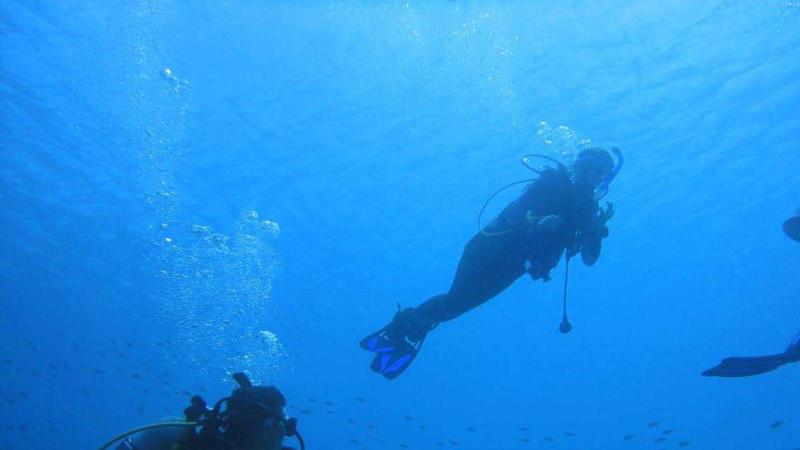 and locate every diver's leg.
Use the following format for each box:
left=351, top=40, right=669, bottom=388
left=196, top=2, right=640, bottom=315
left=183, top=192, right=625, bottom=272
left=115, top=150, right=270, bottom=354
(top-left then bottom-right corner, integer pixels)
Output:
left=360, top=232, right=527, bottom=379
left=412, top=232, right=527, bottom=328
